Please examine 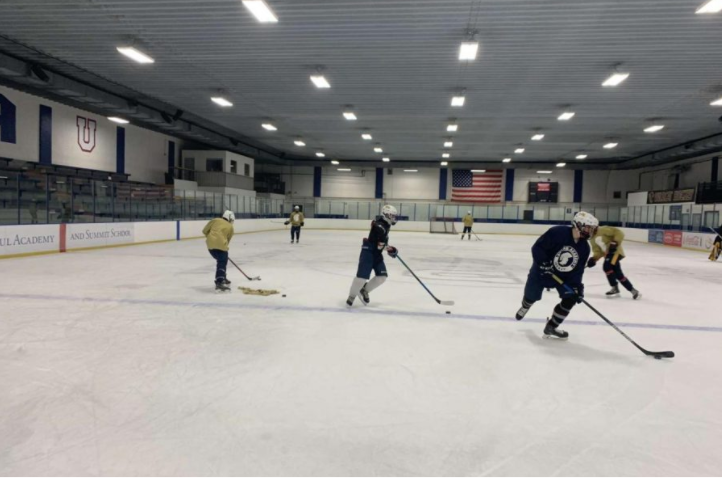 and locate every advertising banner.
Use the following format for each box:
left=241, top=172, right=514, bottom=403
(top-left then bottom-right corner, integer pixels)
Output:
left=663, top=230, right=683, bottom=247
left=0, top=225, right=59, bottom=256
left=648, top=230, right=665, bottom=244
left=682, top=232, right=716, bottom=251
left=65, top=223, right=134, bottom=249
